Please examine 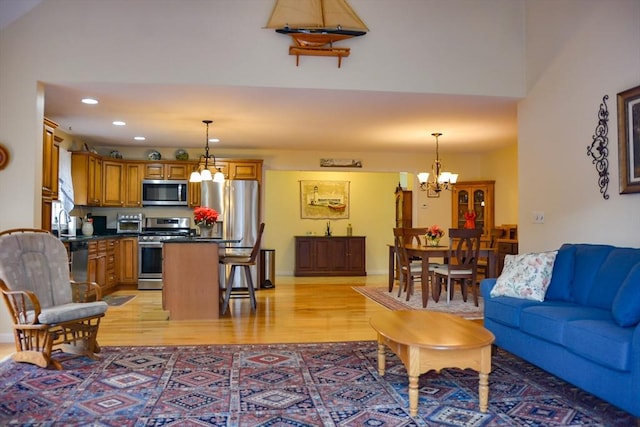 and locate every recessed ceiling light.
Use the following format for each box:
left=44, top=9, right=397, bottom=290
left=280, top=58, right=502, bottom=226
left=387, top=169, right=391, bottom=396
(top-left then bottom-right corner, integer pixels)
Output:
left=112, top=121, right=126, bottom=126
left=81, top=98, right=99, bottom=105
left=134, top=136, right=146, bottom=141
left=209, top=138, right=220, bottom=143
